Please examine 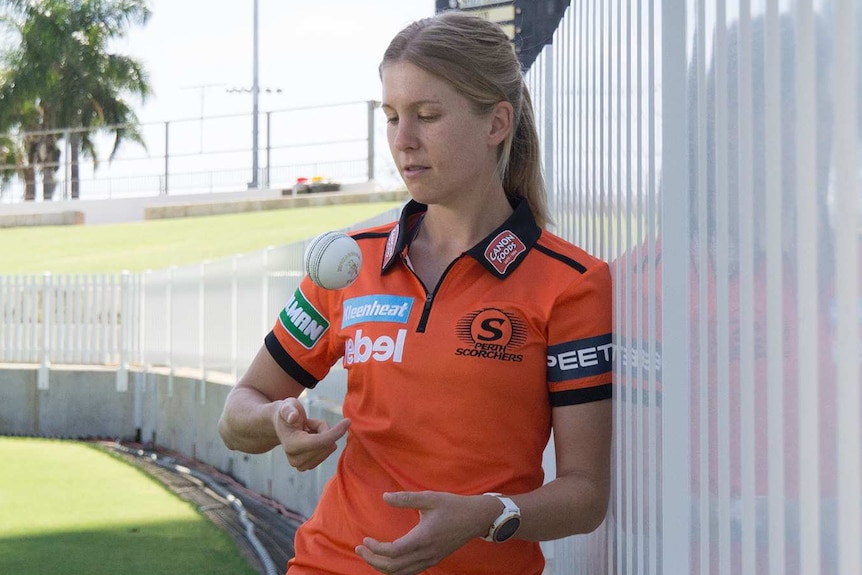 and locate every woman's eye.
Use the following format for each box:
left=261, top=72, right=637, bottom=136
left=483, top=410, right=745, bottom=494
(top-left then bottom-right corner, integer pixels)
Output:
left=418, top=115, right=439, bottom=122
left=385, top=116, right=398, bottom=125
